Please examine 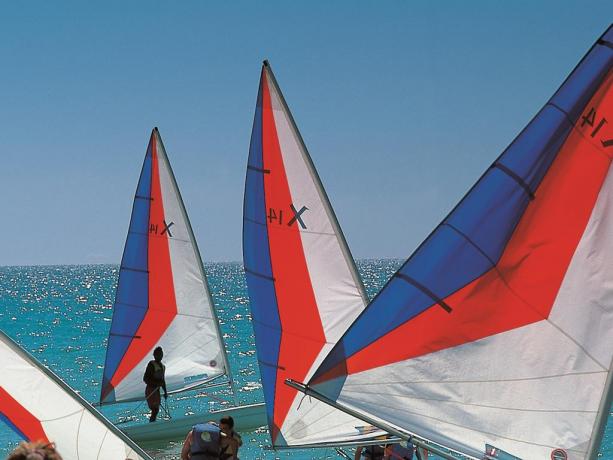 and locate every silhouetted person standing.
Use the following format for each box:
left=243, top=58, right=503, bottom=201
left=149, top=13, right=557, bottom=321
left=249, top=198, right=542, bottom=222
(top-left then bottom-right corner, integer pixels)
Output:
left=143, top=346, right=167, bottom=422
